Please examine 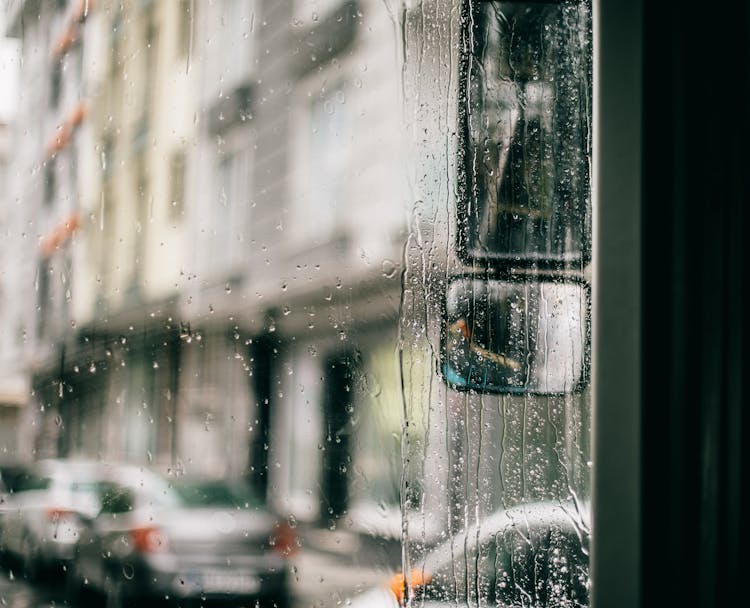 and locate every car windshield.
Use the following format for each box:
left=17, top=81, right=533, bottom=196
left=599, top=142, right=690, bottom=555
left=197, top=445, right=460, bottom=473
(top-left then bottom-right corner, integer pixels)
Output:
left=70, top=480, right=99, bottom=494
left=173, top=479, right=263, bottom=510
left=11, top=473, right=50, bottom=493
